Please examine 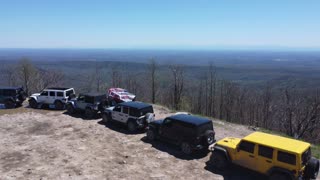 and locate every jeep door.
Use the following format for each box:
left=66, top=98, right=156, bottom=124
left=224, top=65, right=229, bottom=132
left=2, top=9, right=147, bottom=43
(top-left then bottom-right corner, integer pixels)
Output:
left=76, top=95, right=87, bottom=109
left=122, top=106, right=130, bottom=122
left=234, top=140, right=257, bottom=171
left=48, top=91, right=56, bottom=104
left=112, top=105, right=123, bottom=122
left=256, top=144, right=274, bottom=174
left=159, top=118, right=178, bottom=142
left=38, top=91, right=49, bottom=103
